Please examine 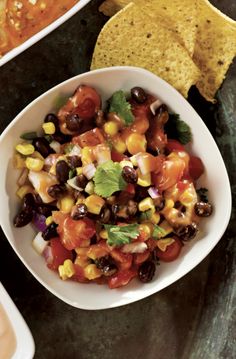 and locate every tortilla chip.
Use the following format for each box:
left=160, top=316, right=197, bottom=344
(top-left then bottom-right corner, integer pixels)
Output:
left=99, top=0, right=198, bottom=57
left=91, top=3, right=200, bottom=98
left=194, top=0, right=236, bottom=102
